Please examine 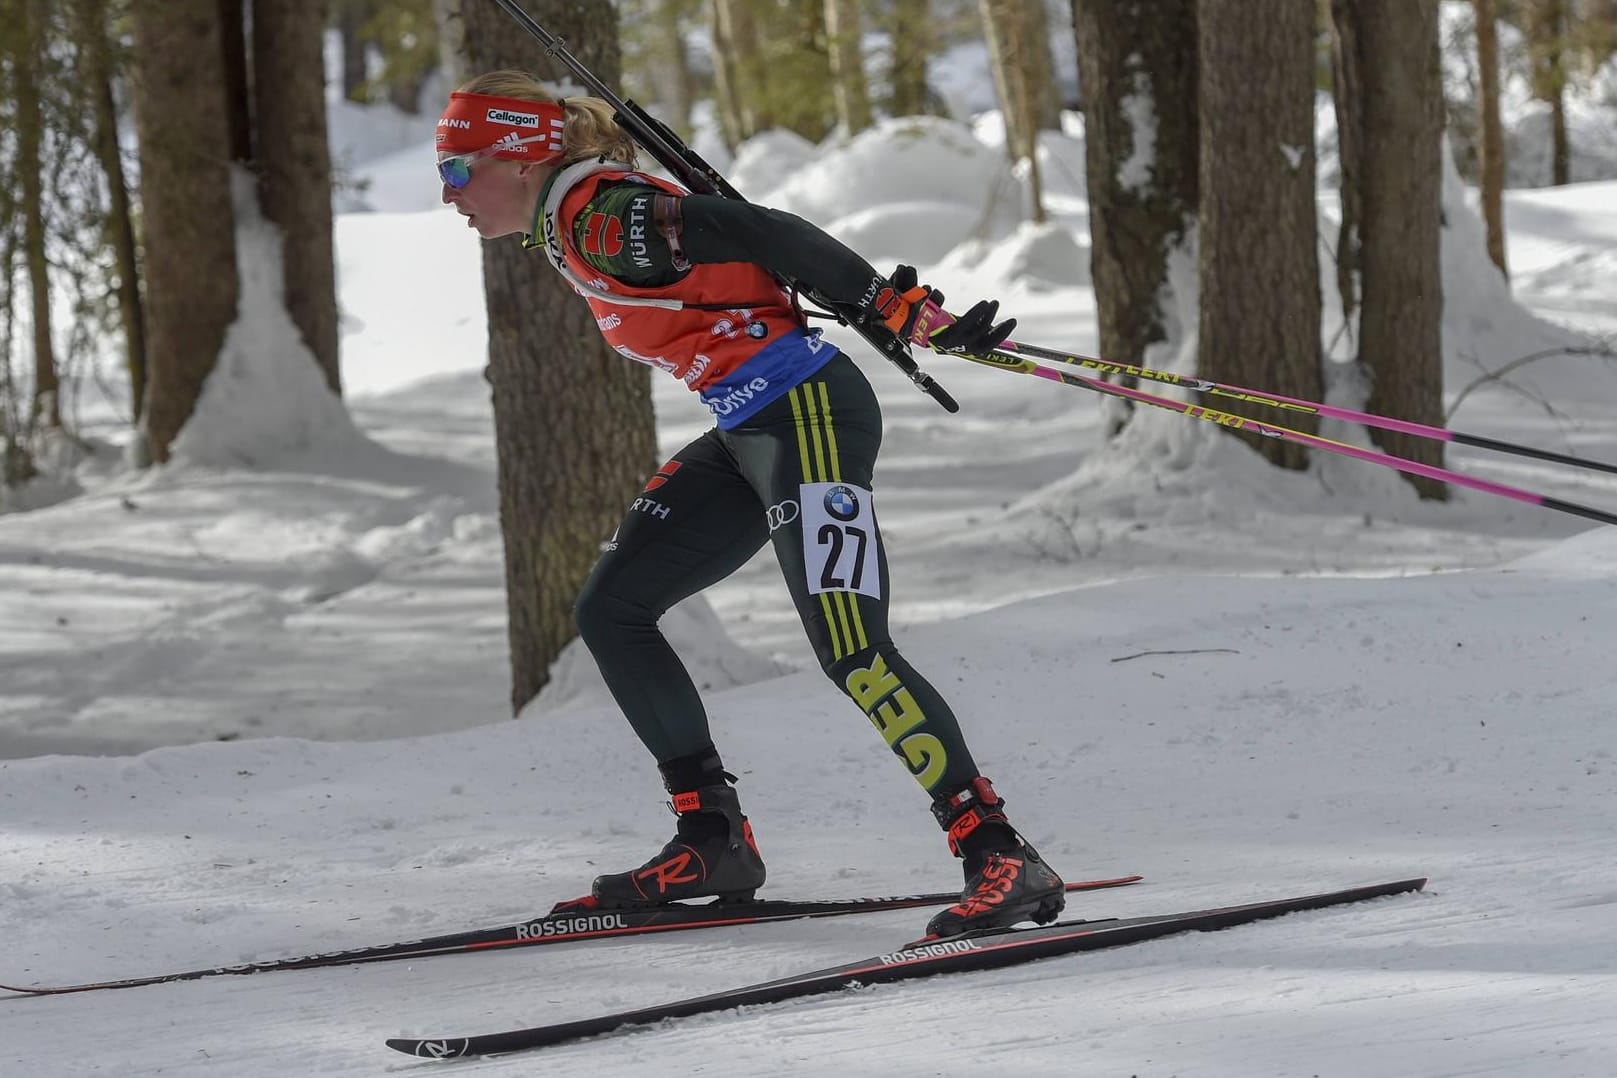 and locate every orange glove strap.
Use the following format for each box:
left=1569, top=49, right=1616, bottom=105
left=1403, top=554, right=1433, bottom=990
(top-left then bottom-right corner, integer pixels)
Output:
left=878, top=285, right=932, bottom=334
